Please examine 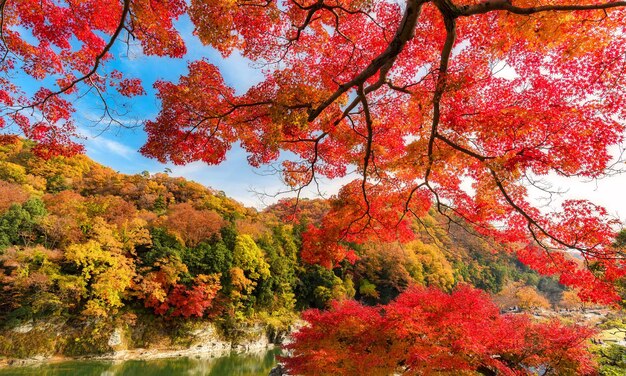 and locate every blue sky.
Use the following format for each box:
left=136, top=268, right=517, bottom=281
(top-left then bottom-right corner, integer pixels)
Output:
left=69, top=15, right=350, bottom=208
